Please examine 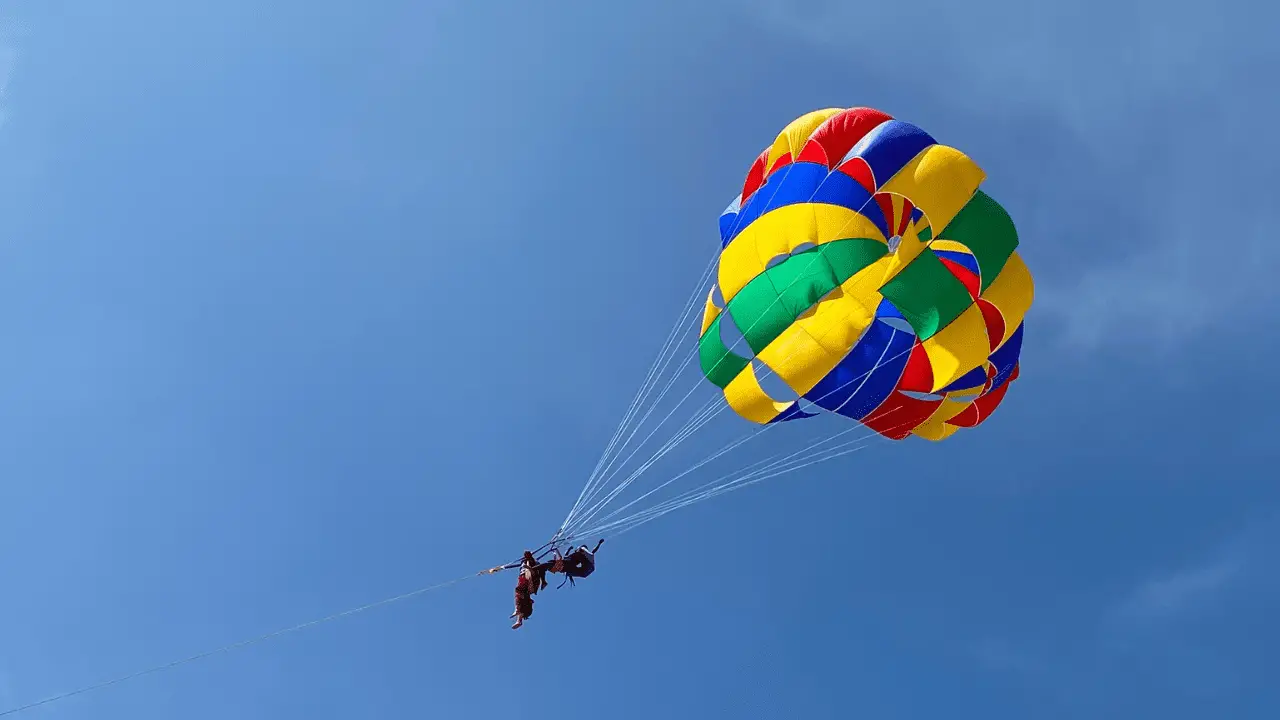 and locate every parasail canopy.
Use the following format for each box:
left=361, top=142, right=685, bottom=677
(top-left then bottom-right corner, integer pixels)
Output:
left=701, top=107, right=1033, bottom=442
